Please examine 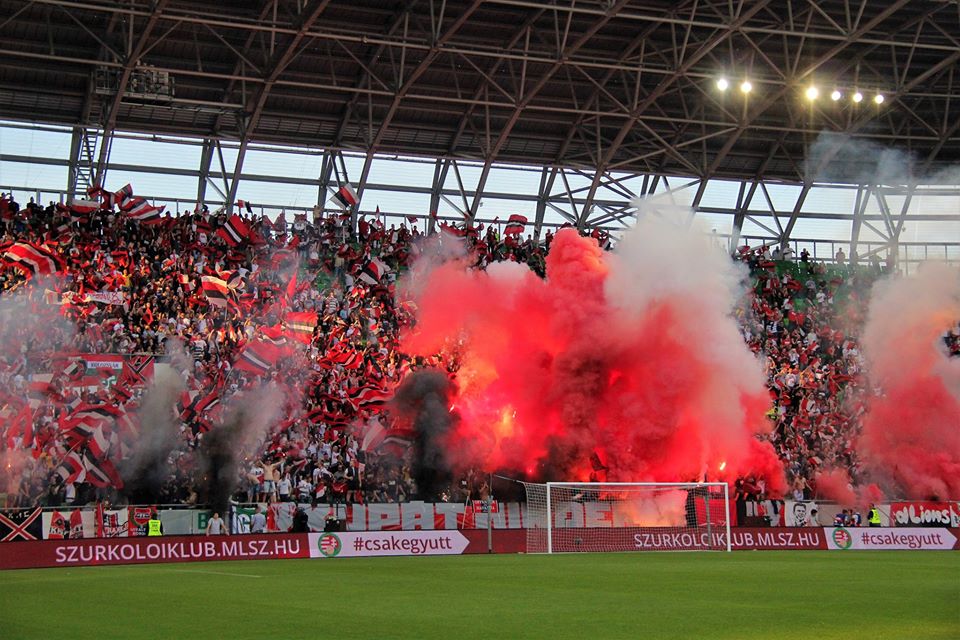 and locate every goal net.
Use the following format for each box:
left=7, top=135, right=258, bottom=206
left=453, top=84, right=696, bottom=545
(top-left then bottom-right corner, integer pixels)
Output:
left=523, top=482, right=731, bottom=553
